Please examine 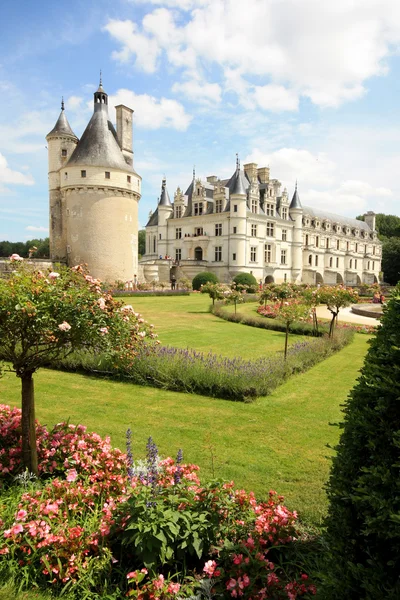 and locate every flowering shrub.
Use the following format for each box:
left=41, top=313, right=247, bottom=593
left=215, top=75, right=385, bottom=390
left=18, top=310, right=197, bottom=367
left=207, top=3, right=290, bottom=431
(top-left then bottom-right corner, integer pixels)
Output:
left=257, top=303, right=281, bottom=319
left=0, top=408, right=317, bottom=599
